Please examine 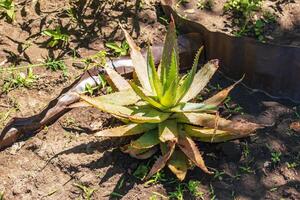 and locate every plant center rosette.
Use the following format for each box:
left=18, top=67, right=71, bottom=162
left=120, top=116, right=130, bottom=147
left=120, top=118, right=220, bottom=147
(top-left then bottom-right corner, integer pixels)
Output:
left=77, top=20, right=262, bottom=181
